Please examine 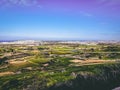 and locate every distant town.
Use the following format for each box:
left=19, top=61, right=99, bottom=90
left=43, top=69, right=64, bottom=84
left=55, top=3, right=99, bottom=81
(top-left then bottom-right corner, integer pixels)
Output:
left=0, top=40, right=120, bottom=46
